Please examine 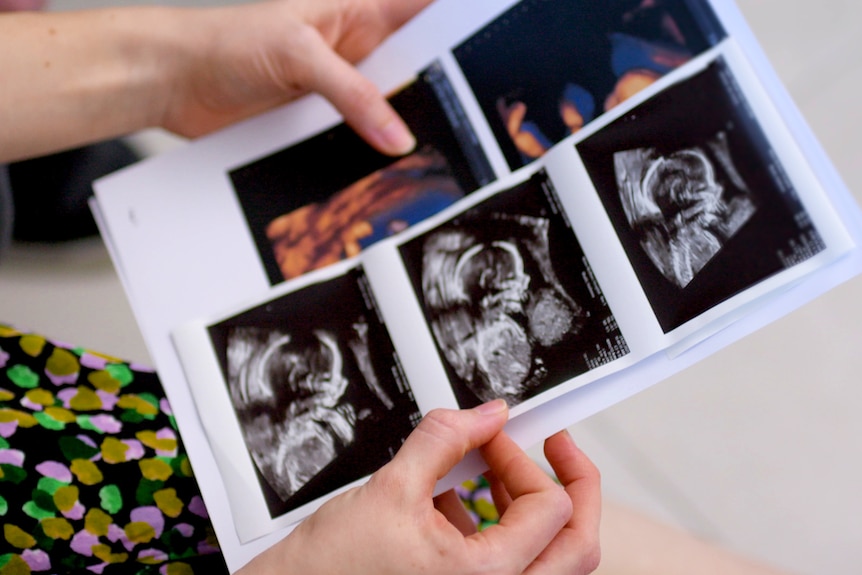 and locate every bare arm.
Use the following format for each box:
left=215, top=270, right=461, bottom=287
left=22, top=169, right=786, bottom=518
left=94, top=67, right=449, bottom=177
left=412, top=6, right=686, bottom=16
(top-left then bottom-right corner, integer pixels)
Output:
left=0, top=0, right=431, bottom=163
